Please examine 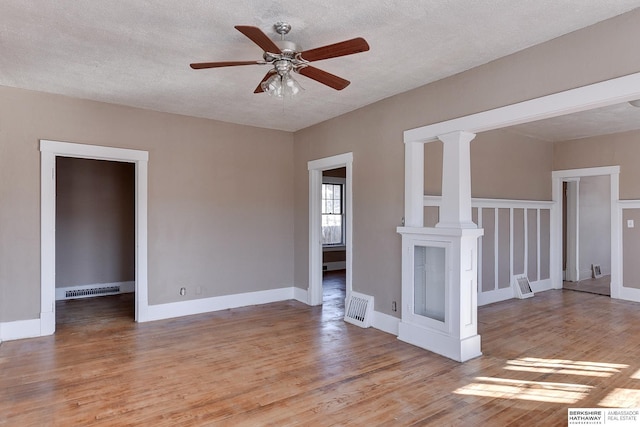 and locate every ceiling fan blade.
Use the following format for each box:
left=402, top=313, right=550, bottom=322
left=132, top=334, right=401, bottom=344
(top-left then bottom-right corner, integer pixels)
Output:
left=254, top=71, right=275, bottom=93
left=299, top=37, right=369, bottom=62
left=235, top=26, right=282, bottom=54
left=190, top=61, right=262, bottom=69
left=297, top=66, right=350, bottom=90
